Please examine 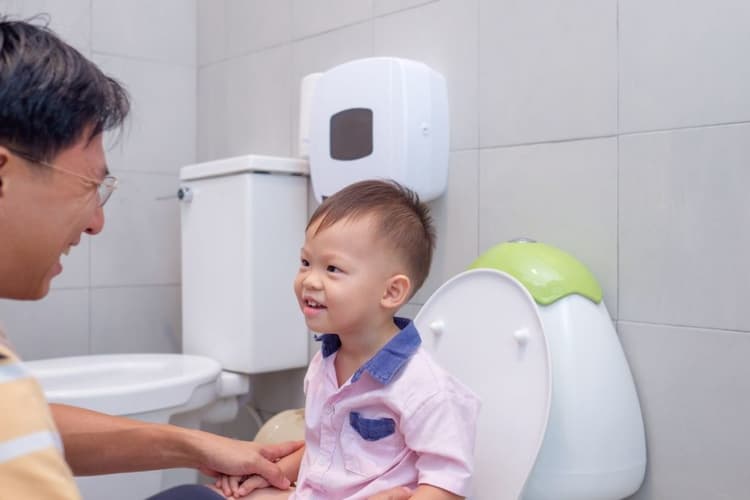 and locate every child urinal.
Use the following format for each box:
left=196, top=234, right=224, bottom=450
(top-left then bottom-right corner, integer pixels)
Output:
left=415, top=268, right=551, bottom=500
left=415, top=240, right=646, bottom=500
